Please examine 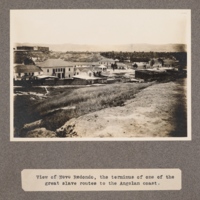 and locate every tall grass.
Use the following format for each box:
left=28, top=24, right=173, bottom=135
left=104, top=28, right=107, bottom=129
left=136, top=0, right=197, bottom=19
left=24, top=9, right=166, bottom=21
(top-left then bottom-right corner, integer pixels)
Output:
left=36, top=82, right=154, bottom=131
